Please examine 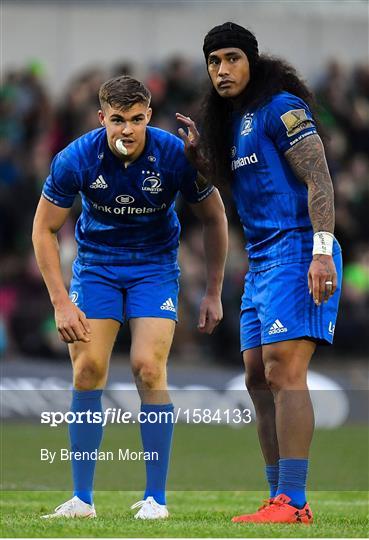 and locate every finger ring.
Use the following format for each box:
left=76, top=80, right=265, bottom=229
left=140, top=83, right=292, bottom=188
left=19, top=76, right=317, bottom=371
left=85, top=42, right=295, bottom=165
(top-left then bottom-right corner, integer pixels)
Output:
left=325, top=281, right=333, bottom=285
